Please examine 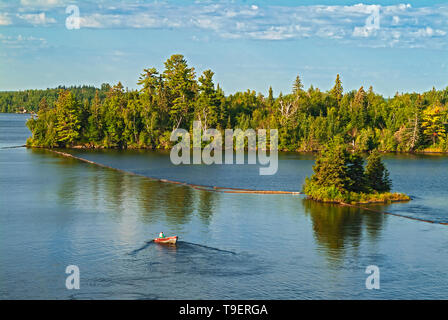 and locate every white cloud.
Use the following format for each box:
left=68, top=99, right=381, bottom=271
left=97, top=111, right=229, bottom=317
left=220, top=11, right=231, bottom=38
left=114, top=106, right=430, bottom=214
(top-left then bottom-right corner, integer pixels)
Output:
left=248, top=26, right=297, bottom=40
left=392, top=16, right=400, bottom=25
left=78, top=14, right=122, bottom=28
left=17, top=12, right=56, bottom=25
left=2, top=2, right=448, bottom=48
left=0, top=33, right=47, bottom=49
left=413, top=27, right=446, bottom=37
left=344, top=3, right=381, bottom=15
left=0, top=13, right=12, bottom=26
left=20, top=0, right=64, bottom=7
left=353, top=25, right=379, bottom=38
left=192, top=18, right=220, bottom=31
